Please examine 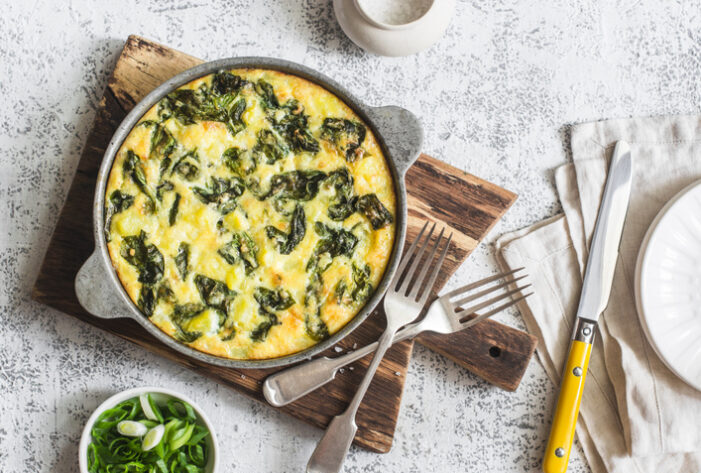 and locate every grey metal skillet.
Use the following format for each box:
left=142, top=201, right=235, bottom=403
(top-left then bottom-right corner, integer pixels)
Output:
left=75, top=57, right=424, bottom=370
